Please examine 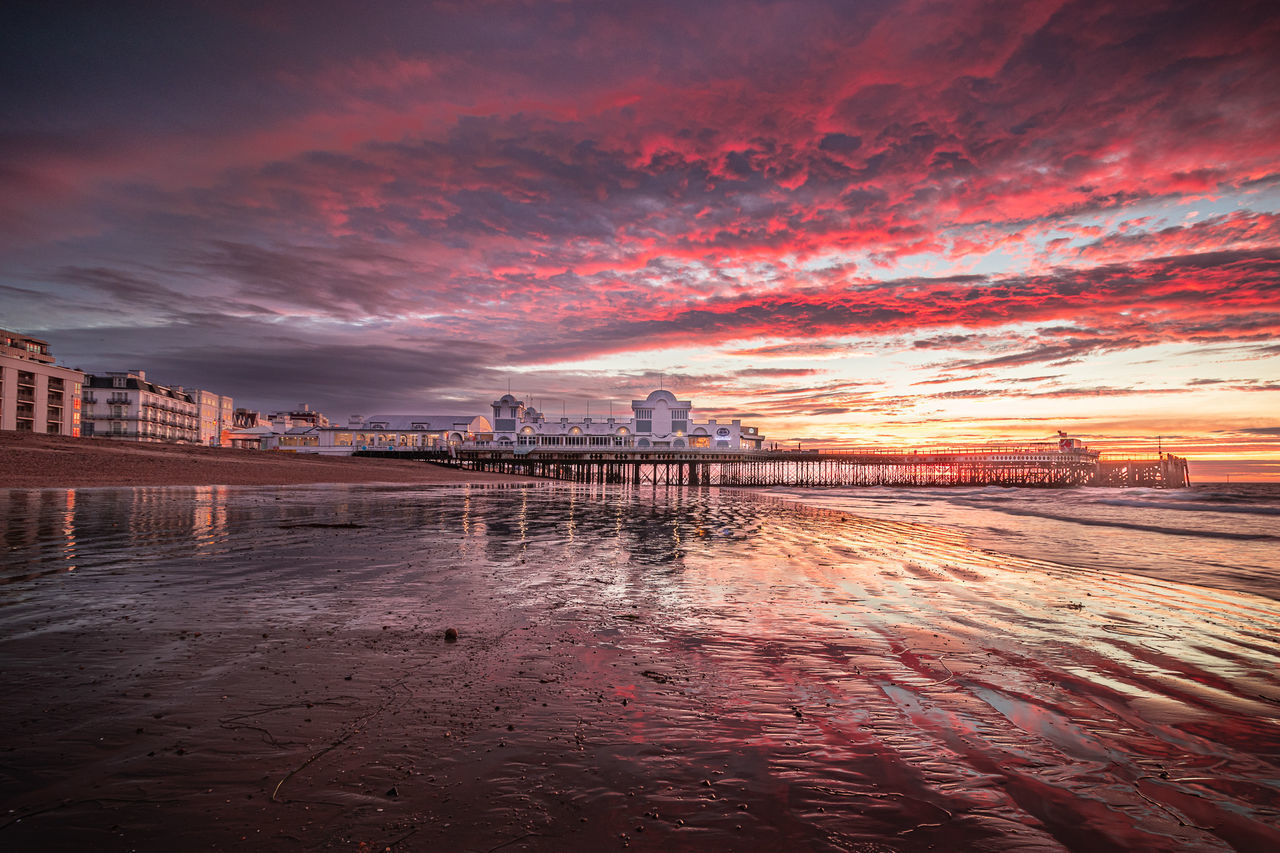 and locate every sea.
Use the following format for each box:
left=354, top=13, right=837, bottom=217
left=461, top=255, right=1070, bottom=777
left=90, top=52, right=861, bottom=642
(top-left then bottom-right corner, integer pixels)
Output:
left=1, top=482, right=1278, bottom=849
left=766, top=482, right=1280, bottom=602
